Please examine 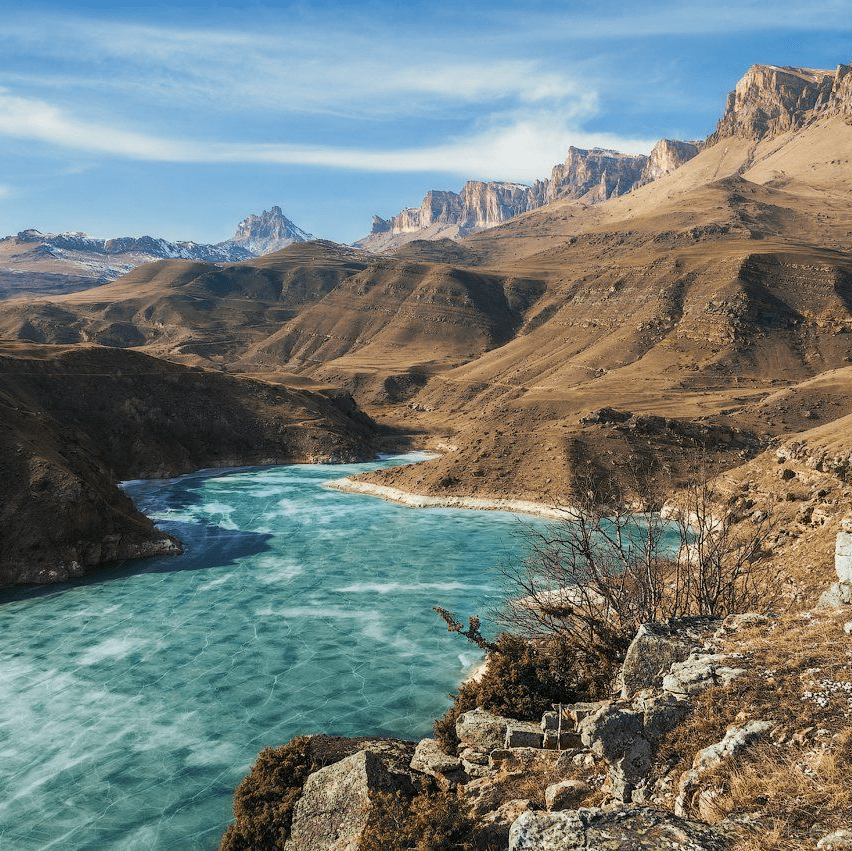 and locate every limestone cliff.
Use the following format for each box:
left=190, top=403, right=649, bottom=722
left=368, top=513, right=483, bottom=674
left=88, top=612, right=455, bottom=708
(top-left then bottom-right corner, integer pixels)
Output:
left=356, top=146, right=669, bottom=252
left=546, top=146, right=647, bottom=203
left=637, top=139, right=702, bottom=186
left=708, top=62, right=852, bottom=143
